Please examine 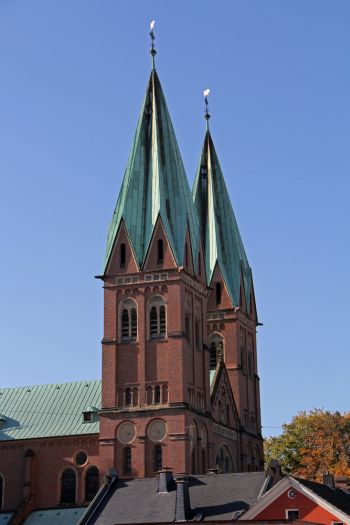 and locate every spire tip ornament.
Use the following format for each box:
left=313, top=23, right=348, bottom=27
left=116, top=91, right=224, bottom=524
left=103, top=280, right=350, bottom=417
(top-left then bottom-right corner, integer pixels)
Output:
left=203, top=88, right=211, bottom=130
left=149, top=20, right=157, bottom=69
